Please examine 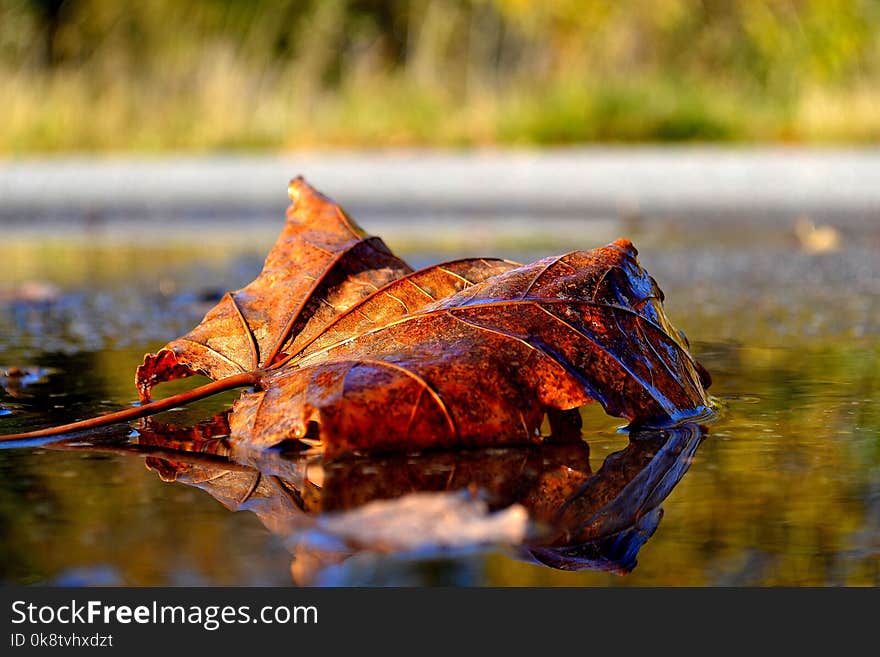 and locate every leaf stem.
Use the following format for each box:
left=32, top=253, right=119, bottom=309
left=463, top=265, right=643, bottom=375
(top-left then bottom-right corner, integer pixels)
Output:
left=0, top=372, right=261, bottom=443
